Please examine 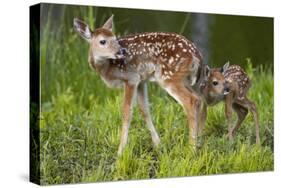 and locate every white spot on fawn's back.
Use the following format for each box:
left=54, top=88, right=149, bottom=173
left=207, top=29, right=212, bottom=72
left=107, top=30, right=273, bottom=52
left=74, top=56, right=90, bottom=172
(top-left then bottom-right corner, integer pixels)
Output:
left=169, top=57, right=174, bottom=64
